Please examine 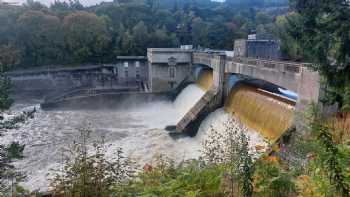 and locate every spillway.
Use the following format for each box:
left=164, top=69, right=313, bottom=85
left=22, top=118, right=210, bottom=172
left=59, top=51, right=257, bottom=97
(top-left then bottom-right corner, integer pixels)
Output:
left=224, top=85, right=295, bottom=142
left=1, top=69, right=292, bottom=191
left=196, top=69, right=213, bottom=91
left=173, top=84, right=205, bottom=122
